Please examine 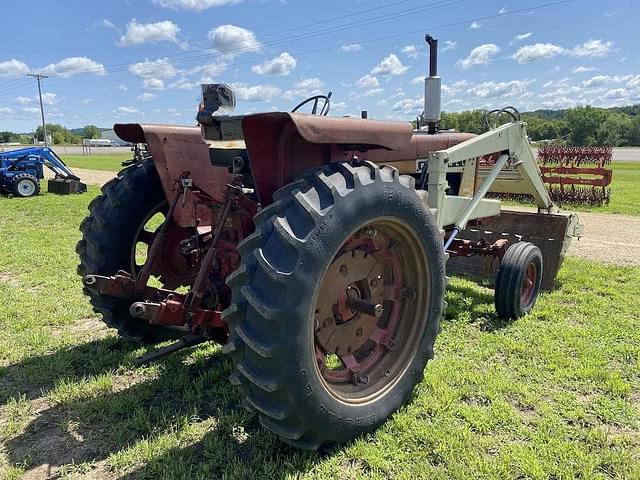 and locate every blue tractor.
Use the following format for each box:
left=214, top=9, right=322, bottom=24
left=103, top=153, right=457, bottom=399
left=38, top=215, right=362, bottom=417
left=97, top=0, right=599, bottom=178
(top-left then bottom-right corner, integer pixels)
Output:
left=0, top=147, right=87, bottom=198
